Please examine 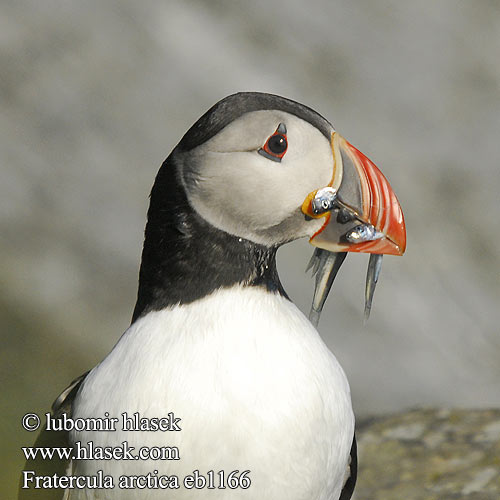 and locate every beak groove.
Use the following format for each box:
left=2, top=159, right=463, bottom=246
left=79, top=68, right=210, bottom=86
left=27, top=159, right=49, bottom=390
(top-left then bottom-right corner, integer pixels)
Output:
left=343, top=139, right=406, bottom=255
